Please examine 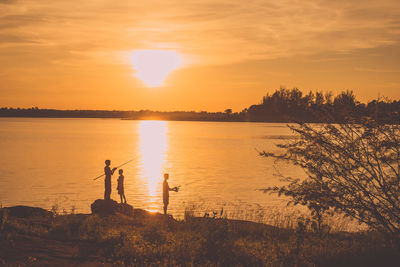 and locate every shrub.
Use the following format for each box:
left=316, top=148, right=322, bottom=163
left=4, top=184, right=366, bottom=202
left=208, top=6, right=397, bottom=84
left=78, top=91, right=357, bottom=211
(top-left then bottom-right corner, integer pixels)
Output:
left=261, top=119, right=400, bottom=241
